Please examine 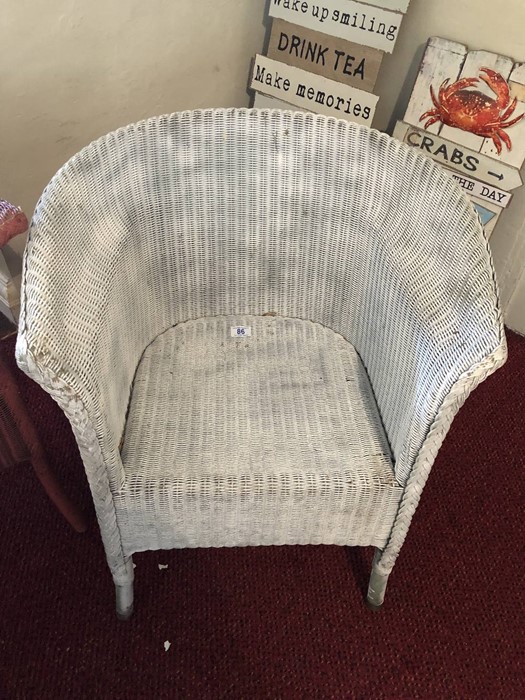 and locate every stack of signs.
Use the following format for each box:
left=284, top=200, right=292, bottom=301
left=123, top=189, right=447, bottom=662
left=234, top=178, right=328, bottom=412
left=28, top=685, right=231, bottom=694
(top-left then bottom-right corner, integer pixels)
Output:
left=250, top=0, right=411, bottom=127
left=394, top=37, right=525, bottom=237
